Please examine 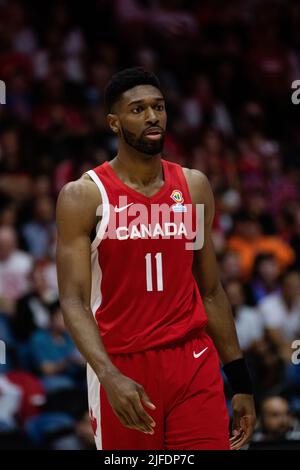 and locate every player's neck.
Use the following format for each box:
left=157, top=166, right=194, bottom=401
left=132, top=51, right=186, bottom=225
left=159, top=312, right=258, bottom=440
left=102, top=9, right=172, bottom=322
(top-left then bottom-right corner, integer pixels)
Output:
left=112, top=152, right=164, bottom=186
